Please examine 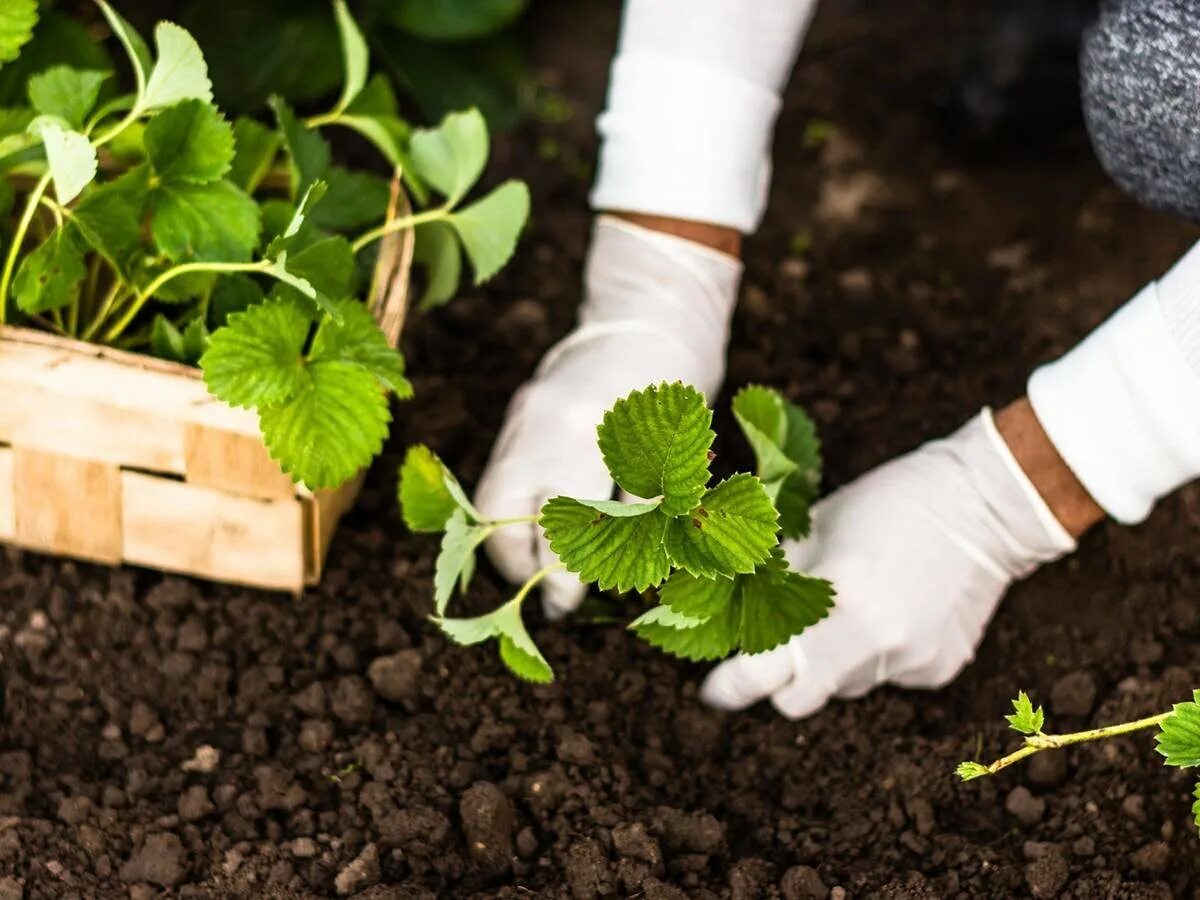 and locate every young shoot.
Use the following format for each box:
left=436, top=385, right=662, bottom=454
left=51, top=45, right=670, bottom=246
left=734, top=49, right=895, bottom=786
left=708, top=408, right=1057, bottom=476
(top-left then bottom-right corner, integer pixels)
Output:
left=398, top=382, right=835, bottom=682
